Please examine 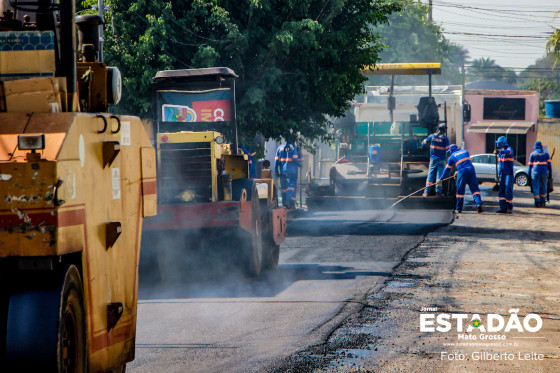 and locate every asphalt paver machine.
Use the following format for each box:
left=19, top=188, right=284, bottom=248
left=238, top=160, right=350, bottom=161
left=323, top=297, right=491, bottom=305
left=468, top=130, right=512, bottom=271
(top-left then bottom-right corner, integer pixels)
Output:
left=307, top=63, right=459, bottom=210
